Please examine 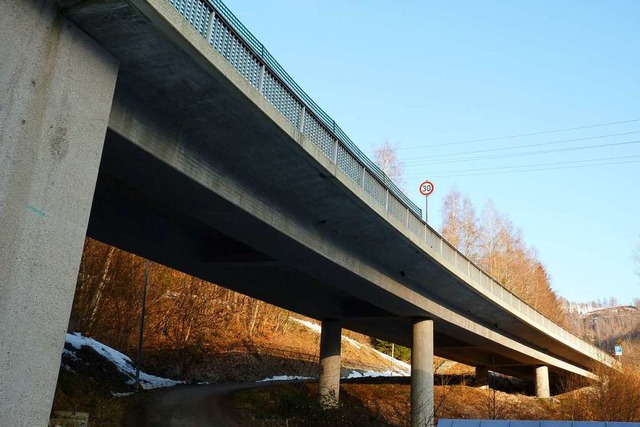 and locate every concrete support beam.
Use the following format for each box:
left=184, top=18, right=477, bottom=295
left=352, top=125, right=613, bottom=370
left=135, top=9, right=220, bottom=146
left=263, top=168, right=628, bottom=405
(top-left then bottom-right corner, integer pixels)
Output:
left=0, top=1, right=118, bottom=426
left=411, top=319, right=434, bottom=427
left=318, top=320, right=342, bottom=408
left=475, top=365, right=489, bottom=387
left=535, top=365, right=551, bottom=398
